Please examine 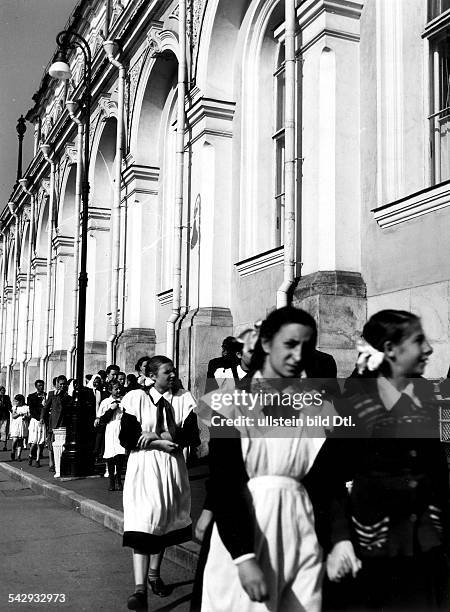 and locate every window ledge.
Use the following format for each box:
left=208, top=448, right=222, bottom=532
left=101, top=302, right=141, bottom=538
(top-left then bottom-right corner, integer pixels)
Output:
left=157, top=289, right=173, bottom=305
left=235, top=246, right=284, bottom=277
left=372, top=180, right=450, bottom=228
